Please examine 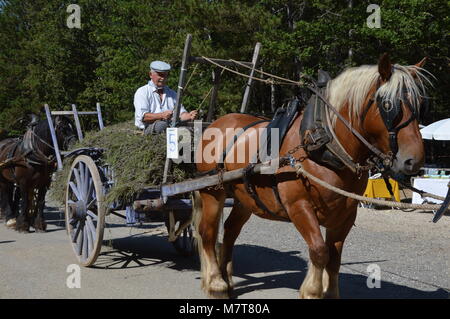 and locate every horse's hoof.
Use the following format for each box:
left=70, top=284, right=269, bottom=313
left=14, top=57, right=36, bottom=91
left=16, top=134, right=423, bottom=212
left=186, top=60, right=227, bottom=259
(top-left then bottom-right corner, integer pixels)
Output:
left=15, top=223, right=30, bottom=233
left=33, top=223, right=47, bottom=233
left=206, top=278, right=230, bottom=299
left=6, top=218, right=16, bottom=229
left=207, top=289, right=230, bottom=299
